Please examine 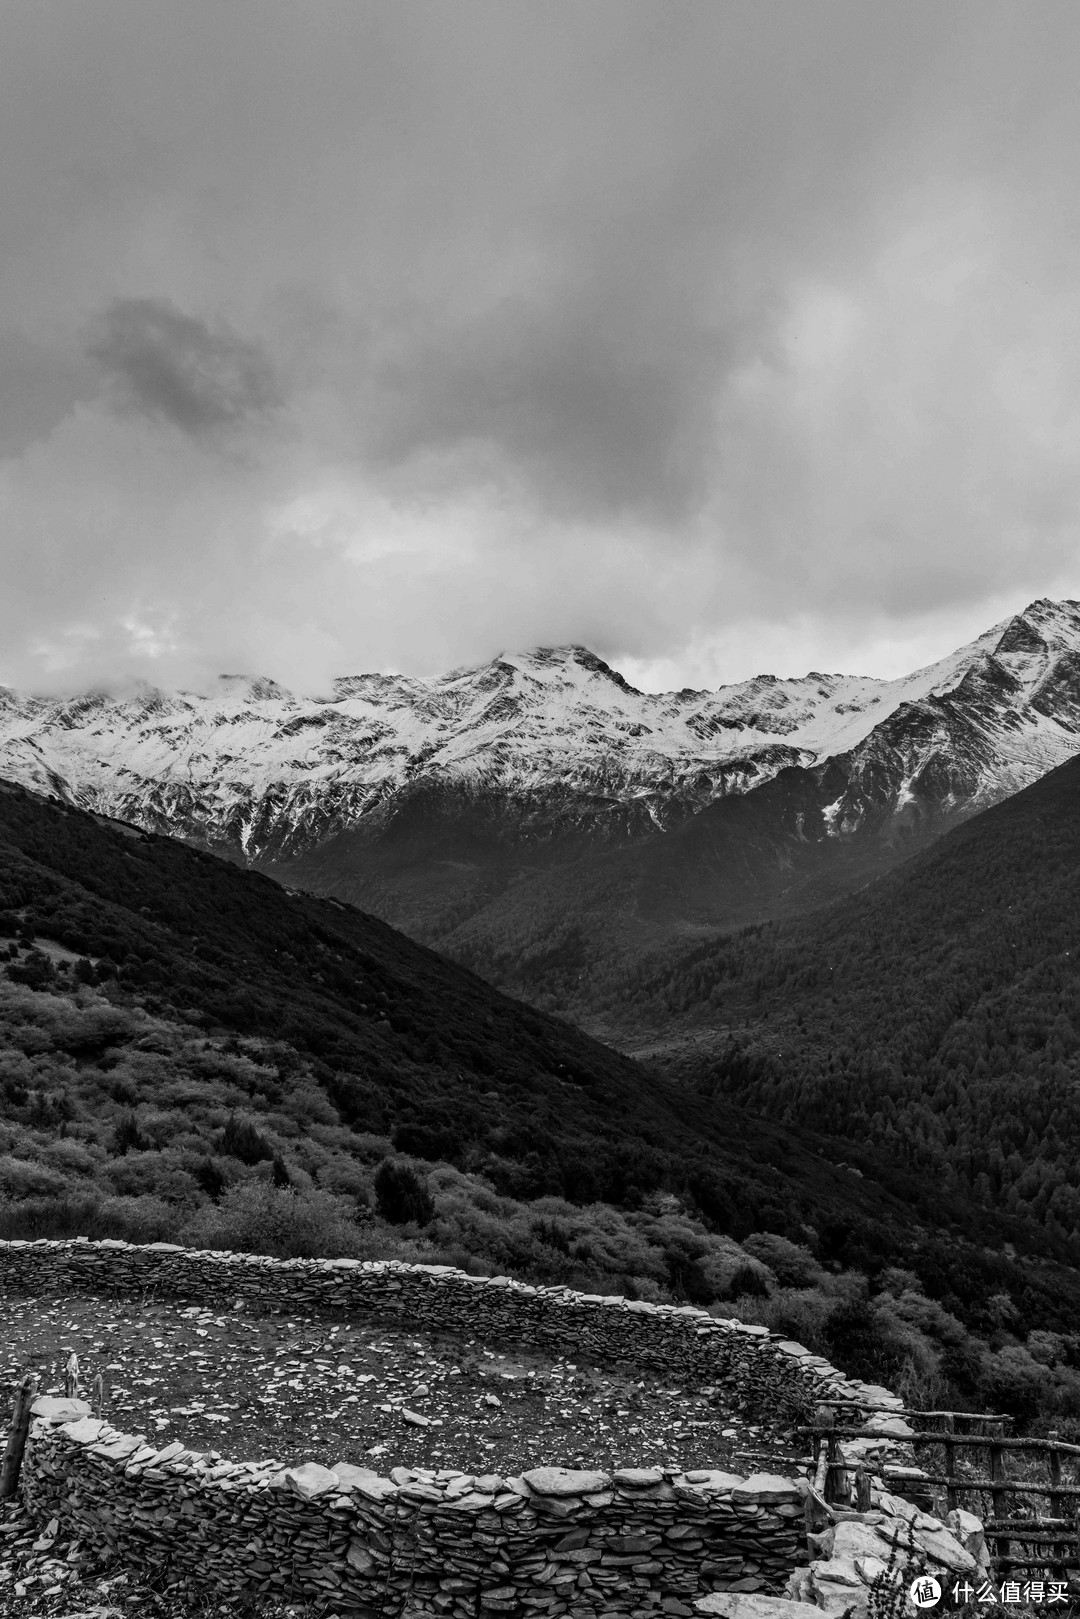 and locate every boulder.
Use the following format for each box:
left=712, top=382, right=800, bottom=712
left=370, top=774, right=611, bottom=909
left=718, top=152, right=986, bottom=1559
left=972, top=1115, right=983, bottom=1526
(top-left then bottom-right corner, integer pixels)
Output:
left=522, top=1466, right=611, bottom=1496
left=806, top=1557, right=872, bottom=1618
left=732, top=1473, right=802, bottom=1504
left=284, top=1463, right=340, bottom=1499
left=946, top=1507, right=990, bottom=1574
left=30, top=1396, right=91, bottom=1426
left=57, top=1416, right=105, bottom=1444
left=827, top=1520, right=901, bottom=1566
left=863, top=1414, right=915, bottom=1439
left=694, top=1596, right=824, bottom=1619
